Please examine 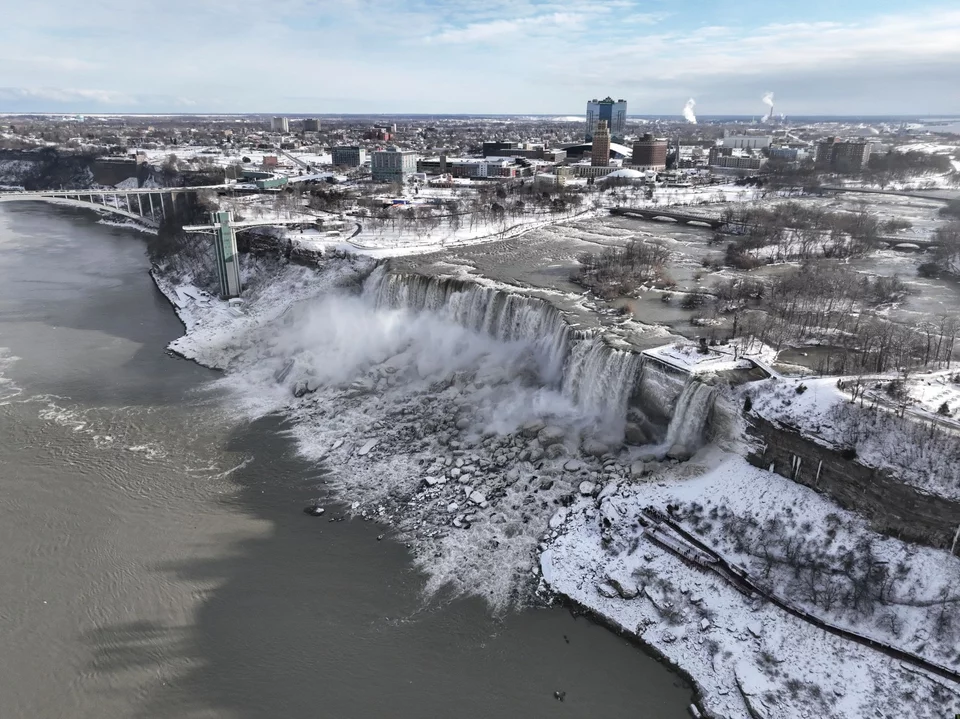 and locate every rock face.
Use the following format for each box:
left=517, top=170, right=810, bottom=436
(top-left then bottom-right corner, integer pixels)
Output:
left=747, top=416, right=960, bottom=550
left=630, top=461, right=646, bottom=479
